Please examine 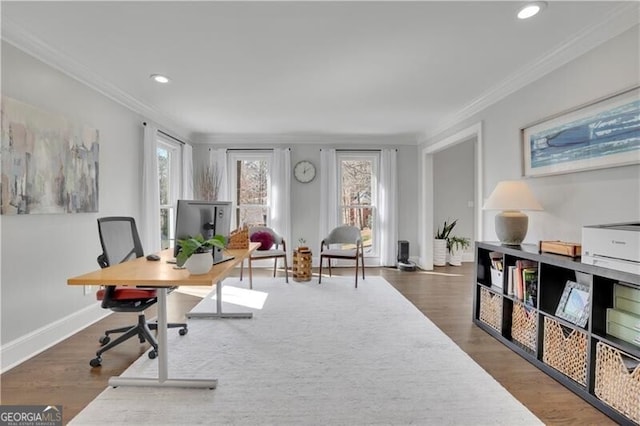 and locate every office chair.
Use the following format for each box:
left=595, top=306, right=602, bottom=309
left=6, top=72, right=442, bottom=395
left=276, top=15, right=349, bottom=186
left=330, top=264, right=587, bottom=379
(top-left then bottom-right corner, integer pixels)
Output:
left=239, top=226, right=289, bottom=288
left=318, top=225, right=365, bottom=288
left=90, top=216, right=187, bottom=368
